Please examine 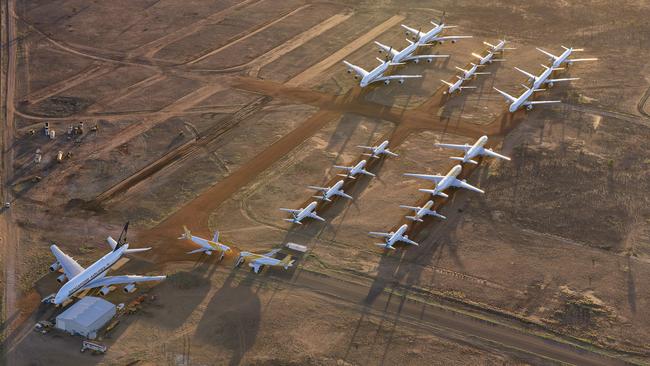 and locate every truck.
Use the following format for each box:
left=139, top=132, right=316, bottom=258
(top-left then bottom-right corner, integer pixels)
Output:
left=80, top=340, right=107, bottom=354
